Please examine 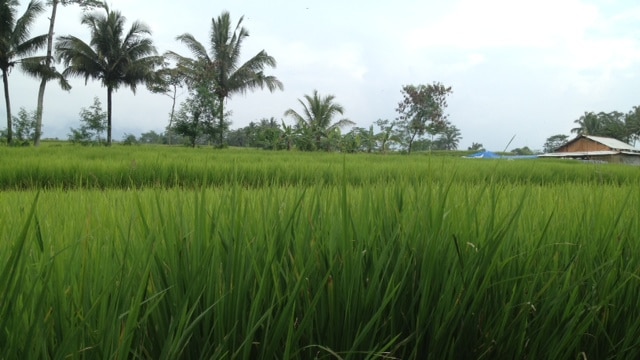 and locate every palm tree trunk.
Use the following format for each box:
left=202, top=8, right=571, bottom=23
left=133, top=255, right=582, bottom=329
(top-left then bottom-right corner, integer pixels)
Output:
left=107, top=87, right=113, bottom=145
left=407, top=131, right=417, bottom=155
left=218, top=96, right=224, bottom=147
left=167, top=84, right=177, bottom=145
left=2, top=70, right=12, bottom=145
left=34, top=0, right=59, bottom=147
